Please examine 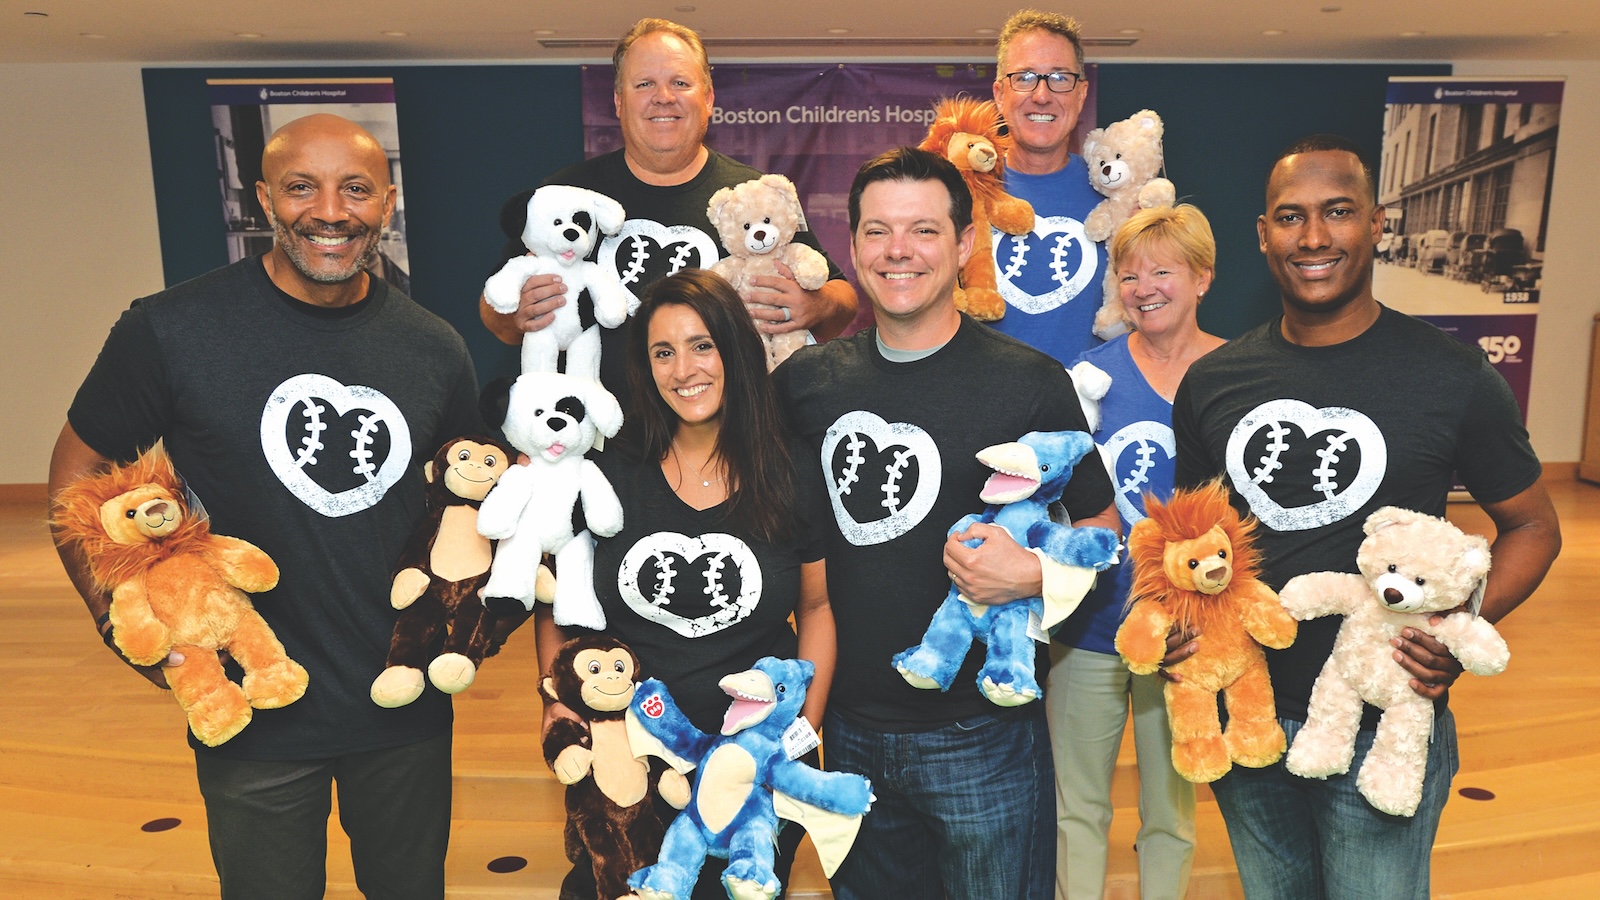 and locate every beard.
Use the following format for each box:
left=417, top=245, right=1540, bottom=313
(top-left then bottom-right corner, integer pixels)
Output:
left=270, top=214, right=383, bottom=285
